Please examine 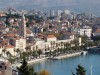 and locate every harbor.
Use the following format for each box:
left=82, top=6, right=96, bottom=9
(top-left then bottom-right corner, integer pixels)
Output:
left=33, top=53, right=99, bottom=75
left=48, top=52, right=82, bottom=60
